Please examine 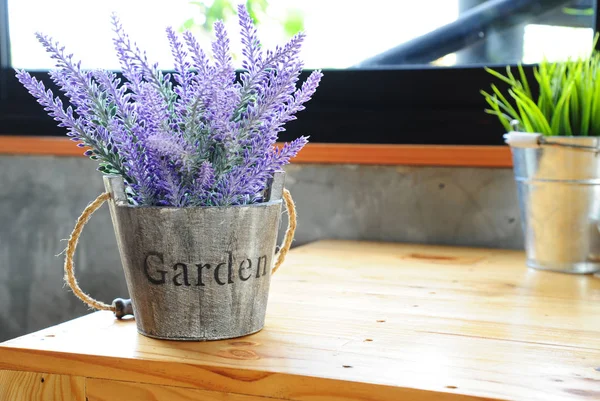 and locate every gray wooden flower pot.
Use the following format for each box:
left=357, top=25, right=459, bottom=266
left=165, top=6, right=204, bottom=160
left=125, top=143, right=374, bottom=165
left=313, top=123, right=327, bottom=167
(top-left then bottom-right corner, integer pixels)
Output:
left=102, top=174, right=285, bottom=341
